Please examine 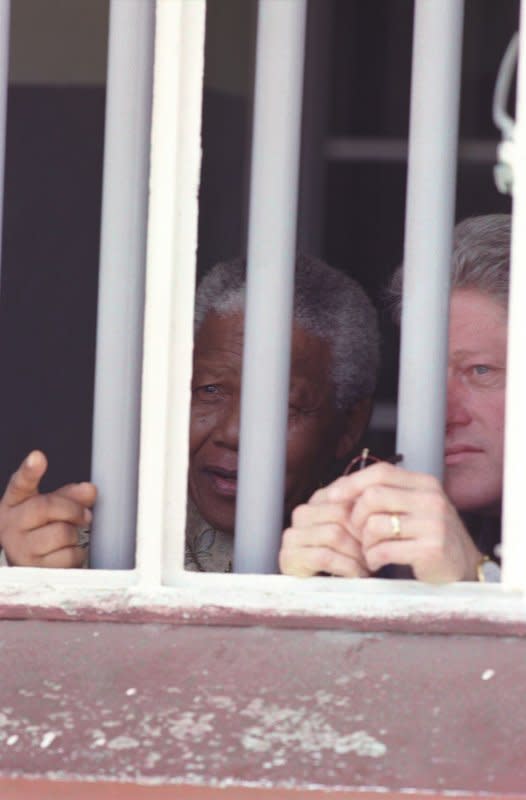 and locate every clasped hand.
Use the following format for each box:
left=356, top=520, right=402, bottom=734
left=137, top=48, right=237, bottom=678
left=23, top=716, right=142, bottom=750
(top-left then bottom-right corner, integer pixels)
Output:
left=279, top=462, right=482, bottom=583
